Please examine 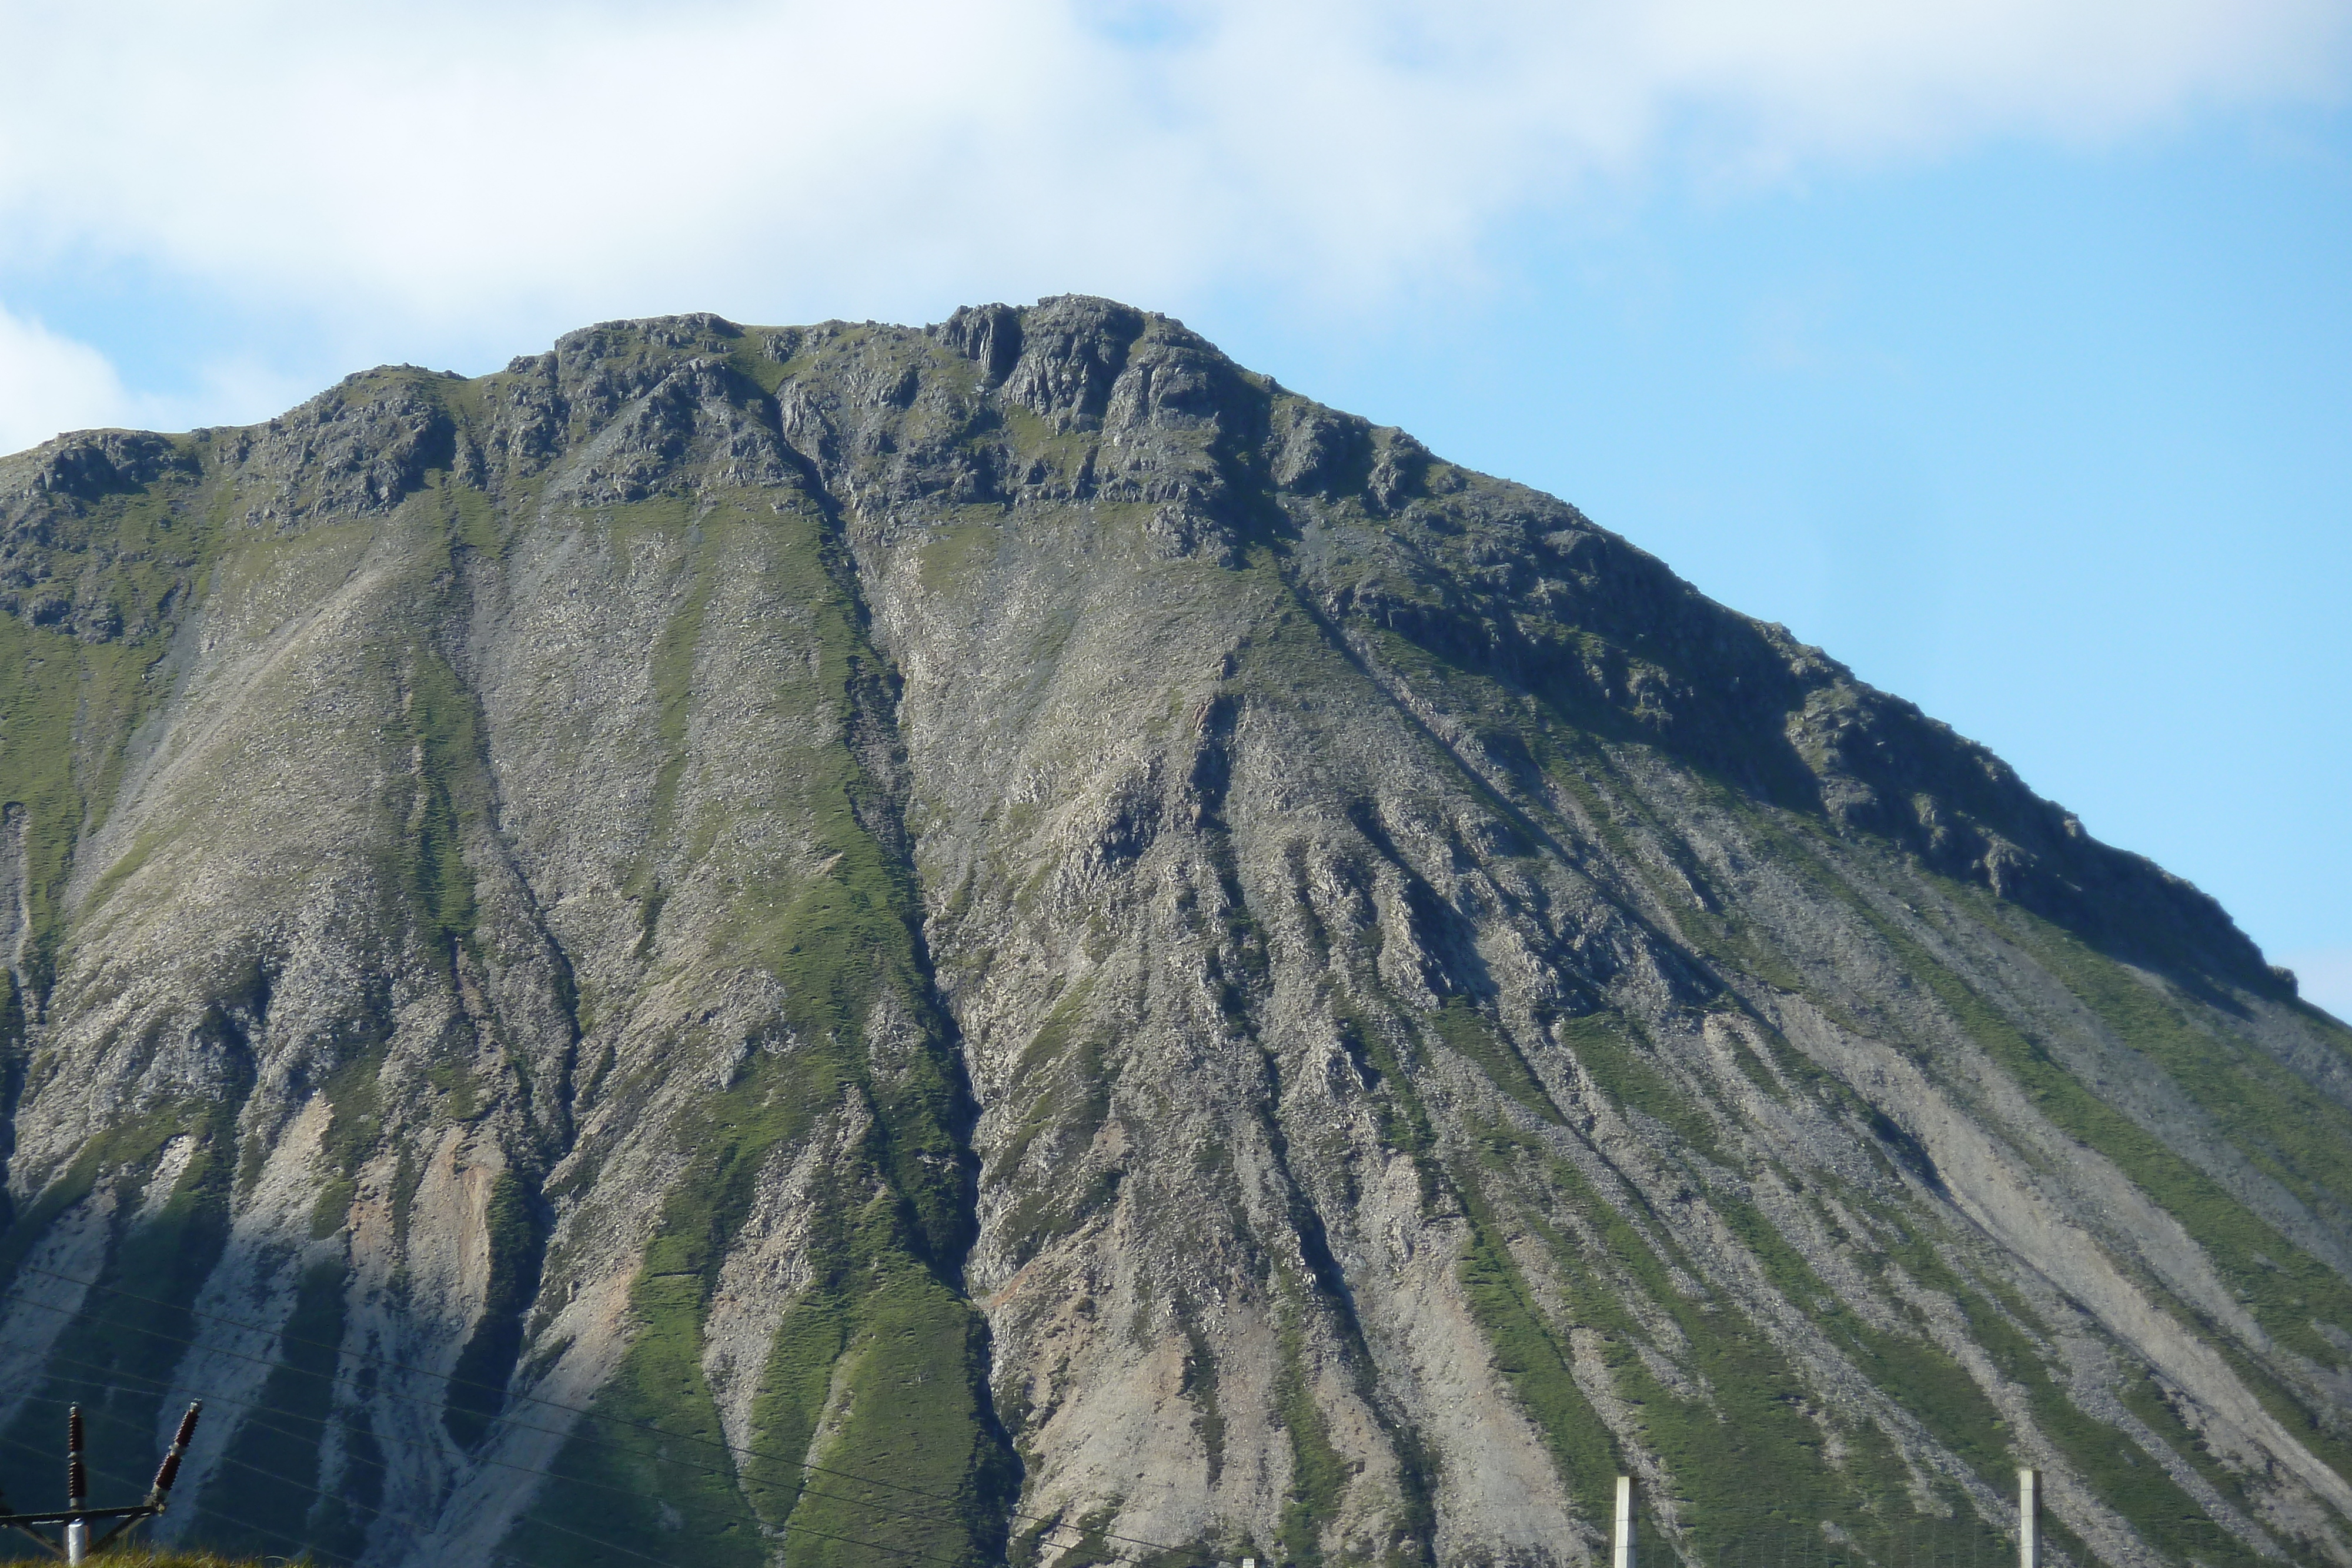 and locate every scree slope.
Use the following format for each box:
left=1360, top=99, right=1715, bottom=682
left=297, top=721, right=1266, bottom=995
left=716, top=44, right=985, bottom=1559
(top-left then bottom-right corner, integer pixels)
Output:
left=2, top=297, right=2348, bottom=1568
